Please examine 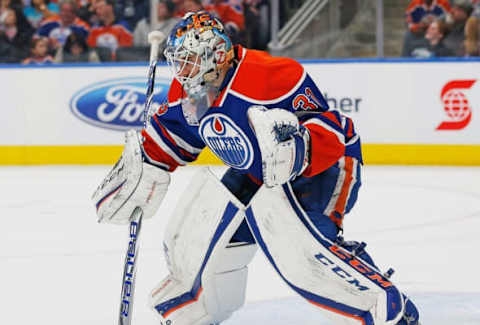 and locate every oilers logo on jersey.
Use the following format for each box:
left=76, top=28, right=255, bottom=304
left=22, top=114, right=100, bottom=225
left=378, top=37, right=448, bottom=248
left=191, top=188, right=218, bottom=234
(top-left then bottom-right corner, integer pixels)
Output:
left=199, top=114, right=254, bottom=169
